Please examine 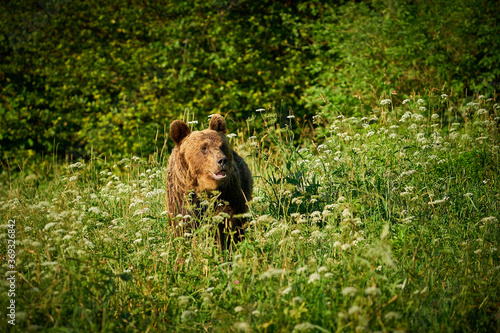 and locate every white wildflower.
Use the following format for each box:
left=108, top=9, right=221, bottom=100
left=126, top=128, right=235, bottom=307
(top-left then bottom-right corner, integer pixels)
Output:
left=341, top=243, right=351, bottom=251
left=41, top=261, right=58, bottom=266
left=481, top=216, right=498, bottom=224
left=318, top=266, right=328, bottom=274
left=428, top=196, right=449, bottom=205
left=308, top=273, right=321, bottom=284
left=341, top=208, right=351, bottom=218
left=402, top=216, right=415, bottom=224
left=348, top=305, right=361, bottom=315
left=180, top=310, right=193, bottom=322
left=67, top=162, right=85, bottom=169
left=259, top=268, right=284, bottom=279
left=88, top=207, right=101, bottom=214
left=365, top=286, right=381, bottom=296
left=401, top=170, right=416, bottom=176
left=384, top=311, right=401, bottom=320
left=44, top=222, right=57, bottom=231
left=293, top=322, right=316, bottom=331
left=234, top=322, right=251, bottom=332
left=342, top=287, right=357, bottom=297
left=296, top=266, right=308, bottom=274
